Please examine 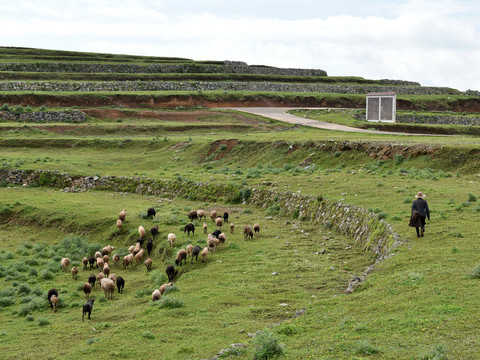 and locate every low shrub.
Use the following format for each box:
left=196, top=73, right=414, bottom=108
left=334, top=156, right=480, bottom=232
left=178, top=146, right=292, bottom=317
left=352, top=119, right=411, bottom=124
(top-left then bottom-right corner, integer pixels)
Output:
left=37, top=318, right=50, bottom=327
left=253, top=328, right=284, bottom=360
left=152, top=297, right=184, bottom=309
left=354, top=340, right=379, bottom=356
